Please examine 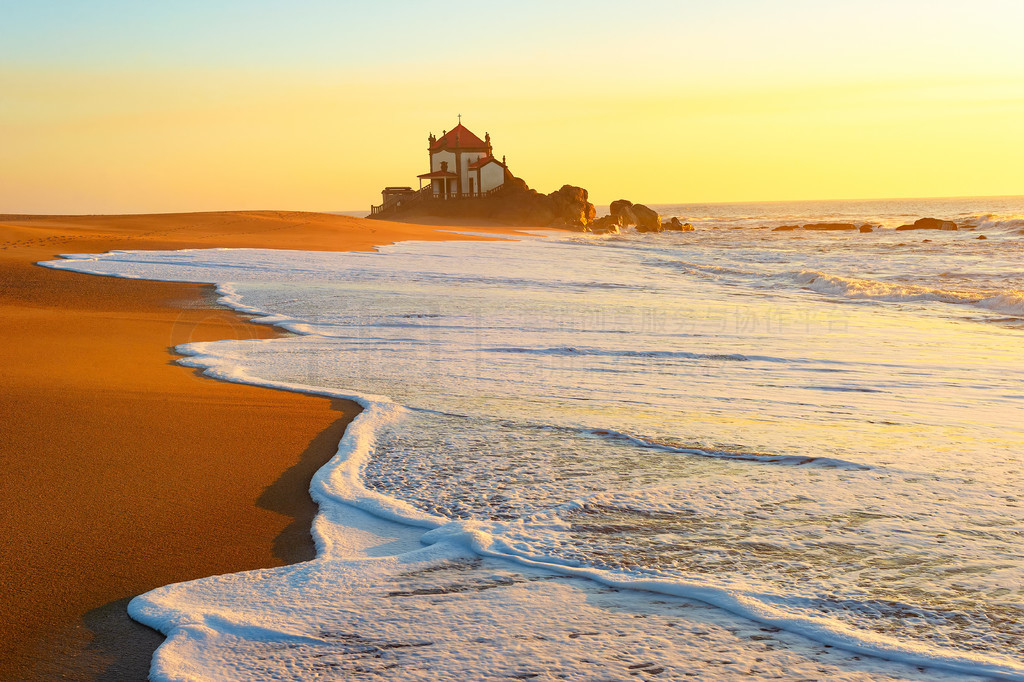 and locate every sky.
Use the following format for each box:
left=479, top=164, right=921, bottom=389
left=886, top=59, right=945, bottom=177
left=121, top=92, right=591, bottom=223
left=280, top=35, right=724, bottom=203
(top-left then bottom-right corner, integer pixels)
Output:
left=1, top=0, right=1022, bottom=213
